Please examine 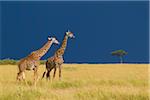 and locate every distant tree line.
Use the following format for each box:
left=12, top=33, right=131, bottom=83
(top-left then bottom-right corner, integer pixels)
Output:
left=0, top=59, right=46, bottom=65
left=0, top=49, right=128, bottom=65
